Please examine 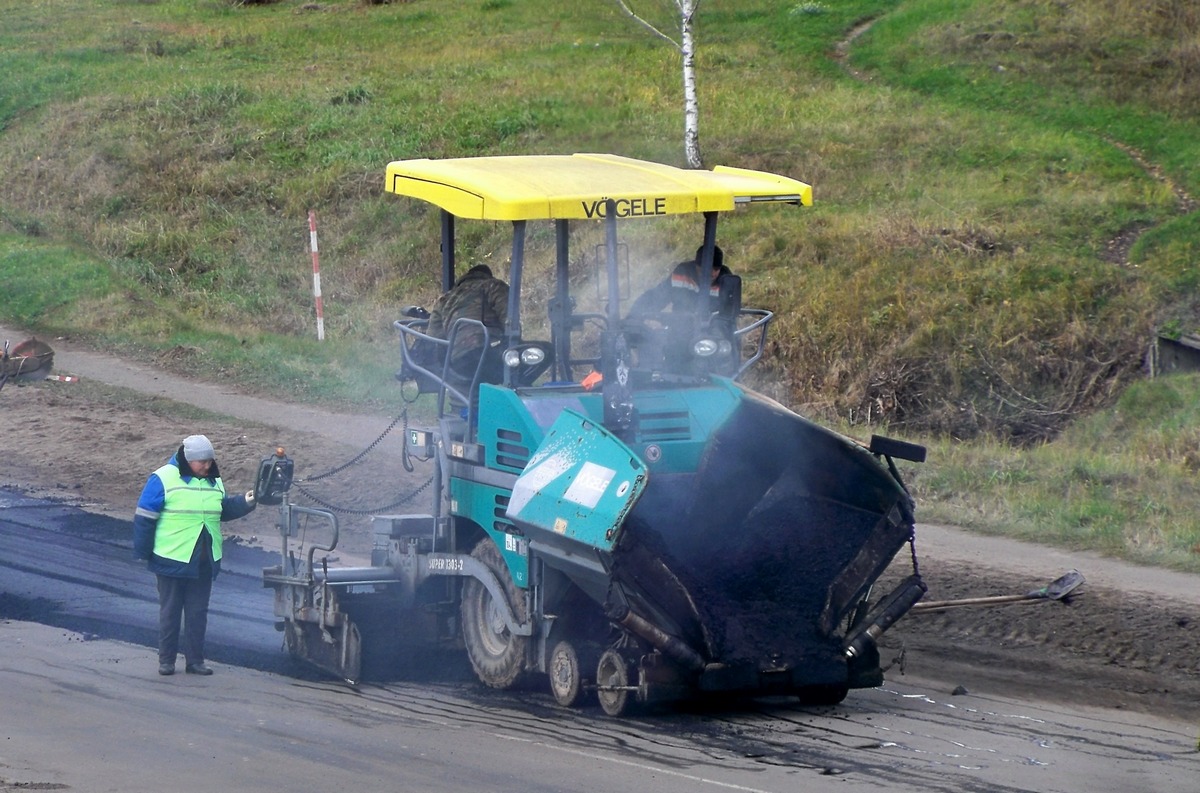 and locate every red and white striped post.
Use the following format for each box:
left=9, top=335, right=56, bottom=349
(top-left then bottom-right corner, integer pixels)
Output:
left=308, top=210, right=325, bottom=341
